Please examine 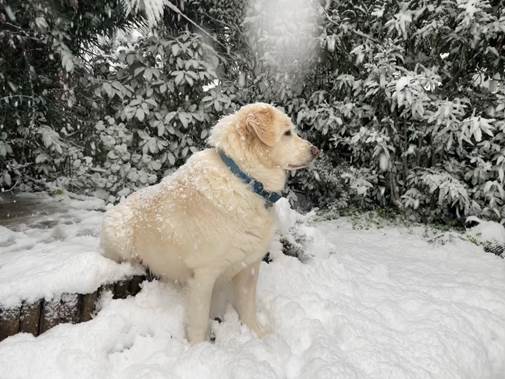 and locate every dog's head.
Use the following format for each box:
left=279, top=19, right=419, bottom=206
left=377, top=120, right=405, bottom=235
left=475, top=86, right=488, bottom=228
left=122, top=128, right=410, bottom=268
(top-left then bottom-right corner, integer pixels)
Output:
left=210, top=103, right=319, bottom=170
